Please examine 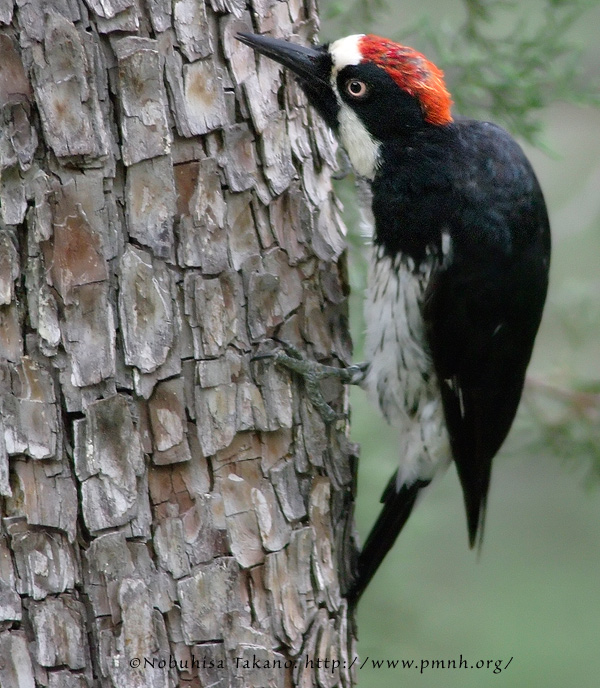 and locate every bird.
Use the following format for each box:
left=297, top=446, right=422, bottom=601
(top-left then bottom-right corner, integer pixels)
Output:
left=236, top=31, right=551, bottom=603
